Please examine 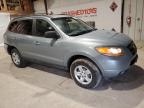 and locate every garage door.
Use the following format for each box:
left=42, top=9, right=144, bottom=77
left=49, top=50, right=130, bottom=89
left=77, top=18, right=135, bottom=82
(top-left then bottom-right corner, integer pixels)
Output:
left=123, top=0, right=144, bottom=41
